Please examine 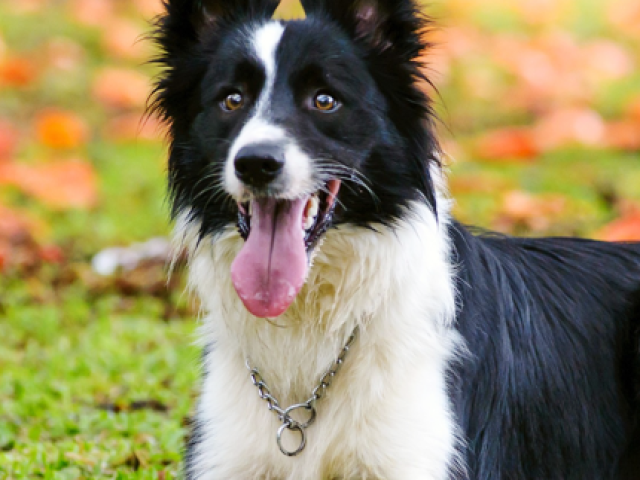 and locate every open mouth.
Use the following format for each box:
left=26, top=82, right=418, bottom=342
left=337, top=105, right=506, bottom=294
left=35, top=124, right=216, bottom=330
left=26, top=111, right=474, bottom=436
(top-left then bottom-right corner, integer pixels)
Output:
left=231, top=180, right=341, bottom=318
left=237, top=180, right=341, bottom=252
